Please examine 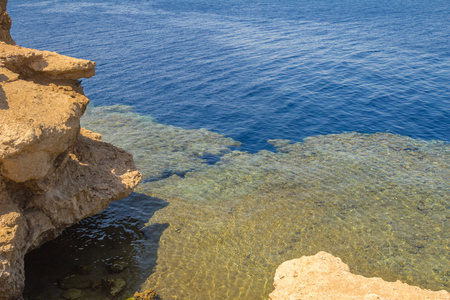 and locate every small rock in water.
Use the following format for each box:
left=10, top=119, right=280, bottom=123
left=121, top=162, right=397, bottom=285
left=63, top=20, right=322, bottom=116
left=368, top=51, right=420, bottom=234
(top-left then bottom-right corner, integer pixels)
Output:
left=91, top=278, right=103, bottom=291
left=75, top=264, right=92, bottom=275
left=58, top=274, right=93, bottom=290
left=108, top=258, right=129, bottom=274
left=60, top=288, right=82, bottom=300
left=102, top=277, right=126, bottom=297
left=132, top=289, right=157, bottom=300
